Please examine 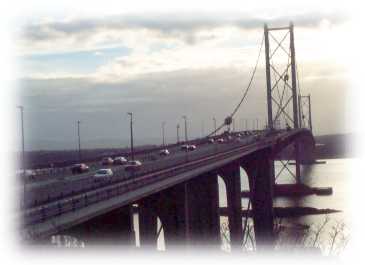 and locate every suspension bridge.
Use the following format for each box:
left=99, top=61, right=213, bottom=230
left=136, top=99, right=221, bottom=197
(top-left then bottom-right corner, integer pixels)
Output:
left=20, top=22, right=326, bottom=251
